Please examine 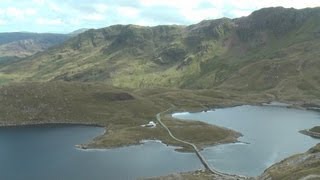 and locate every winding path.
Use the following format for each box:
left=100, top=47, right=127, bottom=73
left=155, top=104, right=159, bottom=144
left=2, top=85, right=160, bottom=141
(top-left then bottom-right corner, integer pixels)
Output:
left=156, top=107, right=247, bottom=179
